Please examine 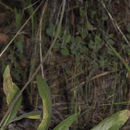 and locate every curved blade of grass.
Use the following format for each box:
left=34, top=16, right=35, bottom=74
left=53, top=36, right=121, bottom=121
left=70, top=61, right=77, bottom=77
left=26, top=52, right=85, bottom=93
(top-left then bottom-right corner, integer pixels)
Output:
left=91, top=110, right=130, bottom=130
left=2, top=96, right=22, bottom=129
left=9, top=111, right=41, bottom=124
left=36, top=75, right=52, bottom=130
left=23, top=111, right=41, bottom=119
left=1, top=65, right=22, bottom=130
left=53, top=113, right=79, bottom=130
left=108, top=44, right=130, bottom=72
